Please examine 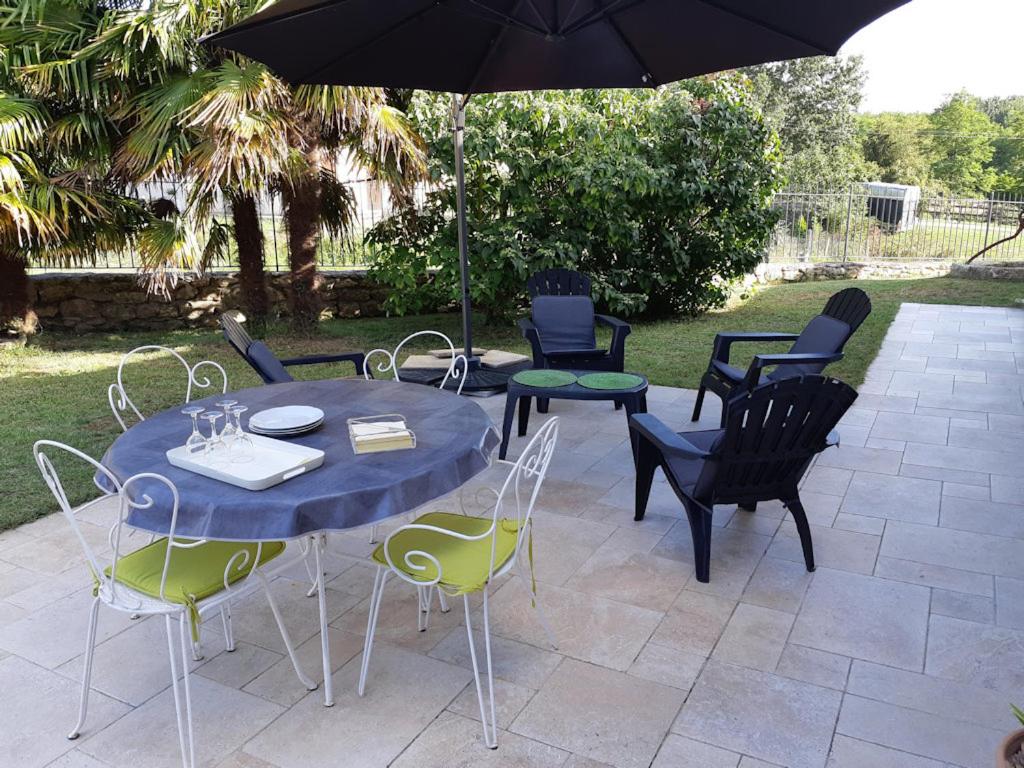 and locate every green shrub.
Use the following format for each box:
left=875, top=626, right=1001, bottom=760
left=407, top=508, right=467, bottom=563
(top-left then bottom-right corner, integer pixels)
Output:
left=368, top=77, right=783, bottom=320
